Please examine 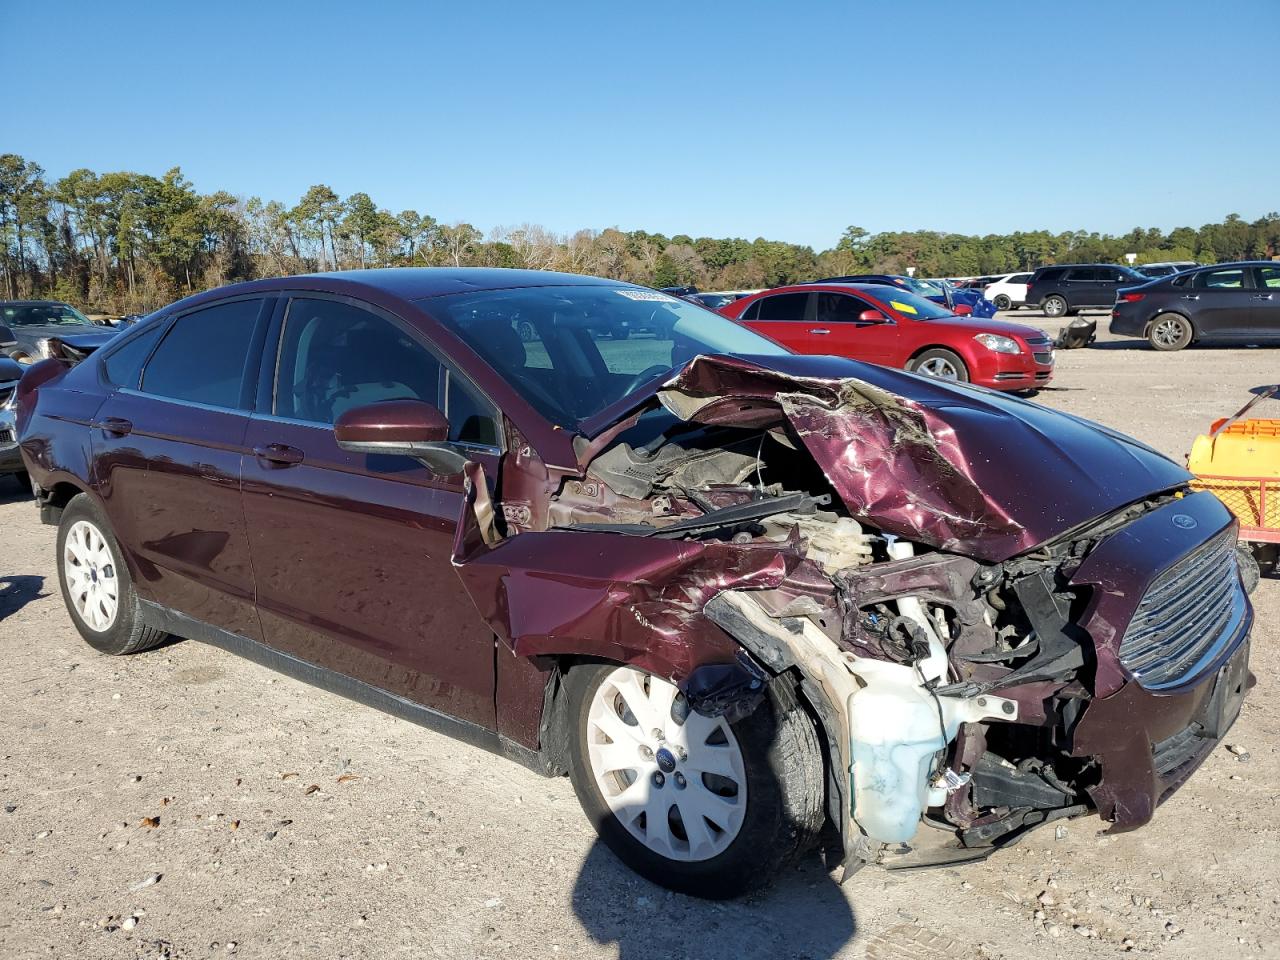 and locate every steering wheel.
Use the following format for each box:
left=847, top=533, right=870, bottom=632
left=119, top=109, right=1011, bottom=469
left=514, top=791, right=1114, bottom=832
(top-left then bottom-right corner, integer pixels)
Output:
left=619, top=364, right=673, bottom=398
